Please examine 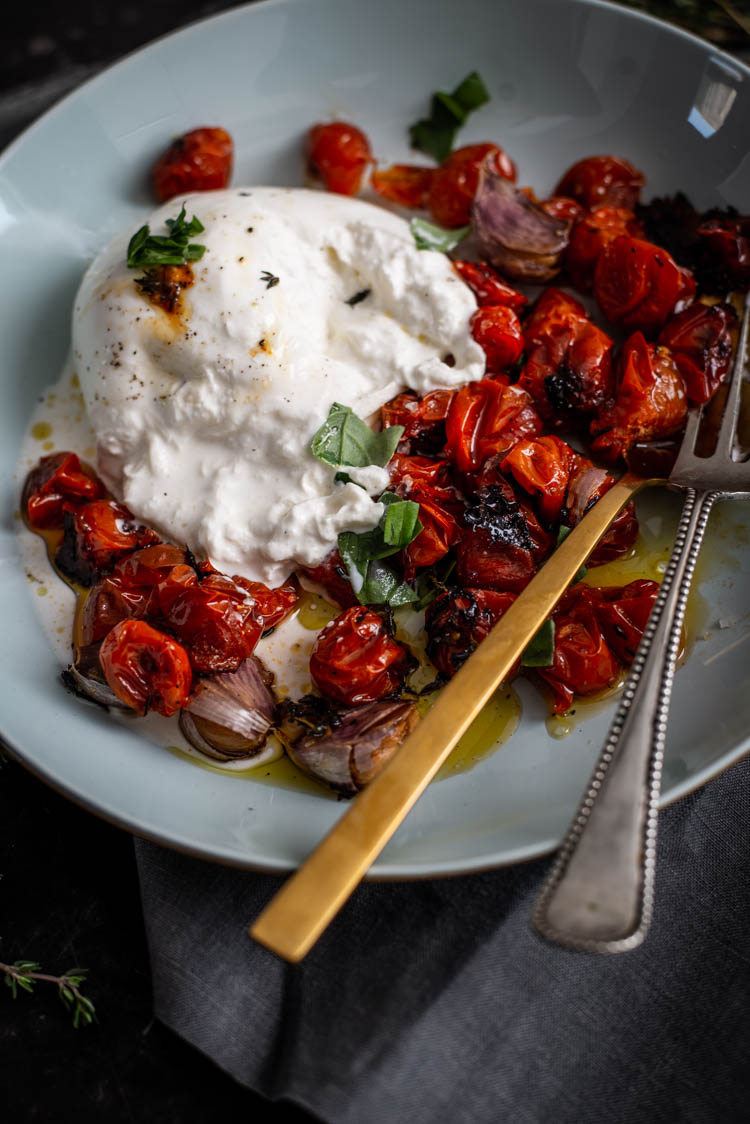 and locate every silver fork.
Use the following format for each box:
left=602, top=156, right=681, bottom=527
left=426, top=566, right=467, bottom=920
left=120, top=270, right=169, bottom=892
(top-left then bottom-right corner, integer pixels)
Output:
left=532, top=292, right=750, bottom=953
